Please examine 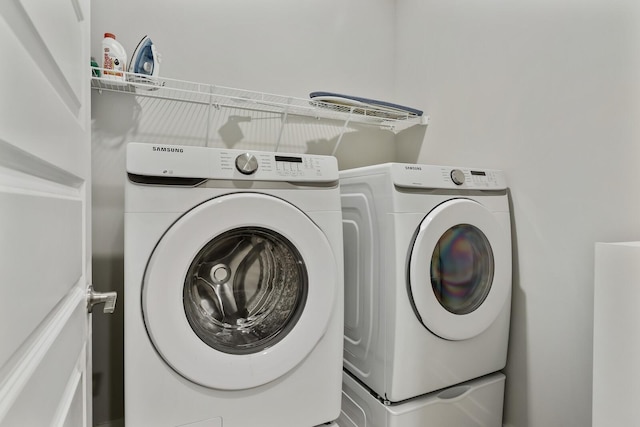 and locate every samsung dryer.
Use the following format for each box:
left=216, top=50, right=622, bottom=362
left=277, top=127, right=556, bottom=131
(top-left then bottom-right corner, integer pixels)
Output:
left=124, top=143, right=344, bottom=427
left=340, top=163, right=512, bottom=403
